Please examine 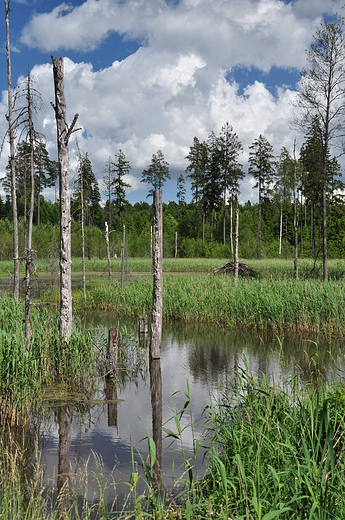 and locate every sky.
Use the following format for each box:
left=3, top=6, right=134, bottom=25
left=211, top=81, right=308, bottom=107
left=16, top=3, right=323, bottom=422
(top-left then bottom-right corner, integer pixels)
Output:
left=0, top=0, right=343, bottom=205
